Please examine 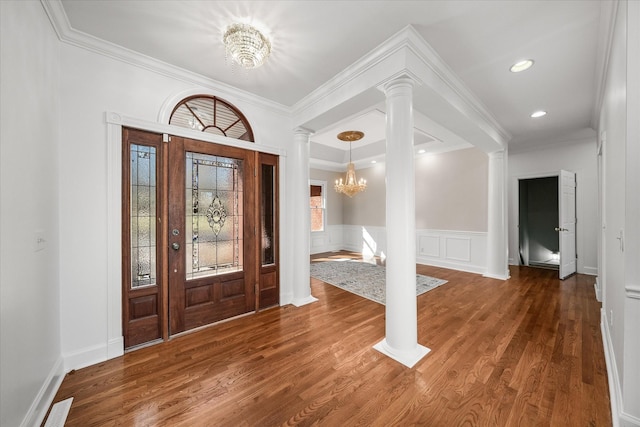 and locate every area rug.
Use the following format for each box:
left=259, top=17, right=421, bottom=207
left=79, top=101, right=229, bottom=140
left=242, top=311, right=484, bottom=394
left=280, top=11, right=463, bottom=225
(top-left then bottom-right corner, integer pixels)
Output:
left=310, top=260, right=448, bottom=305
